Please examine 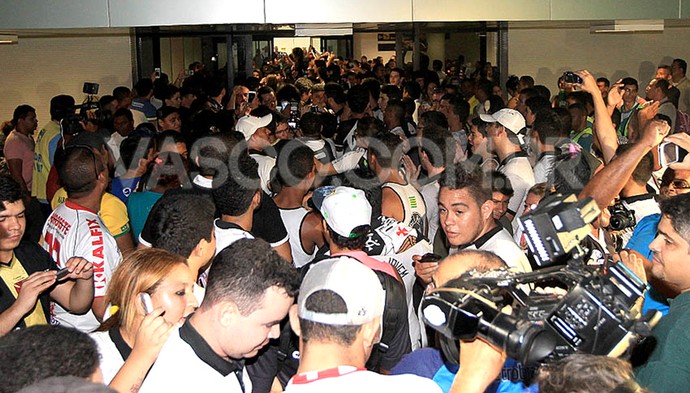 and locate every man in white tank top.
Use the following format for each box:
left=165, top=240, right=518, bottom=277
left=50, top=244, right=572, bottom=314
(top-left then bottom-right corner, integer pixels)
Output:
left=368, top=132, right=428, bottom=238
left=273, top=143, right=325, bottom=268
